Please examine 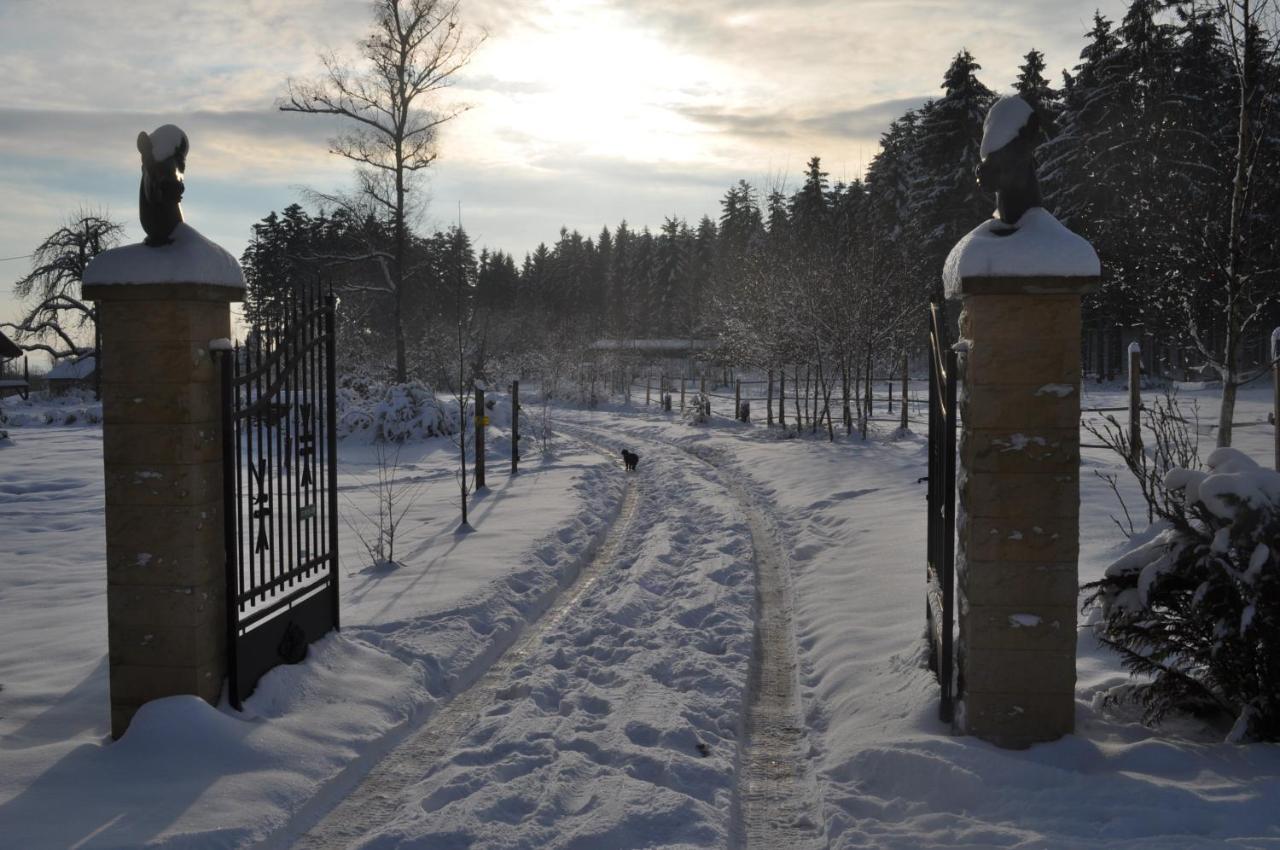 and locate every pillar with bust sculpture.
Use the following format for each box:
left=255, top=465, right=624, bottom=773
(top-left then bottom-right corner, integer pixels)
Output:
left=946, top=96, right=1101, bottom=748
left=83, top=124, right=246, bottom=739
